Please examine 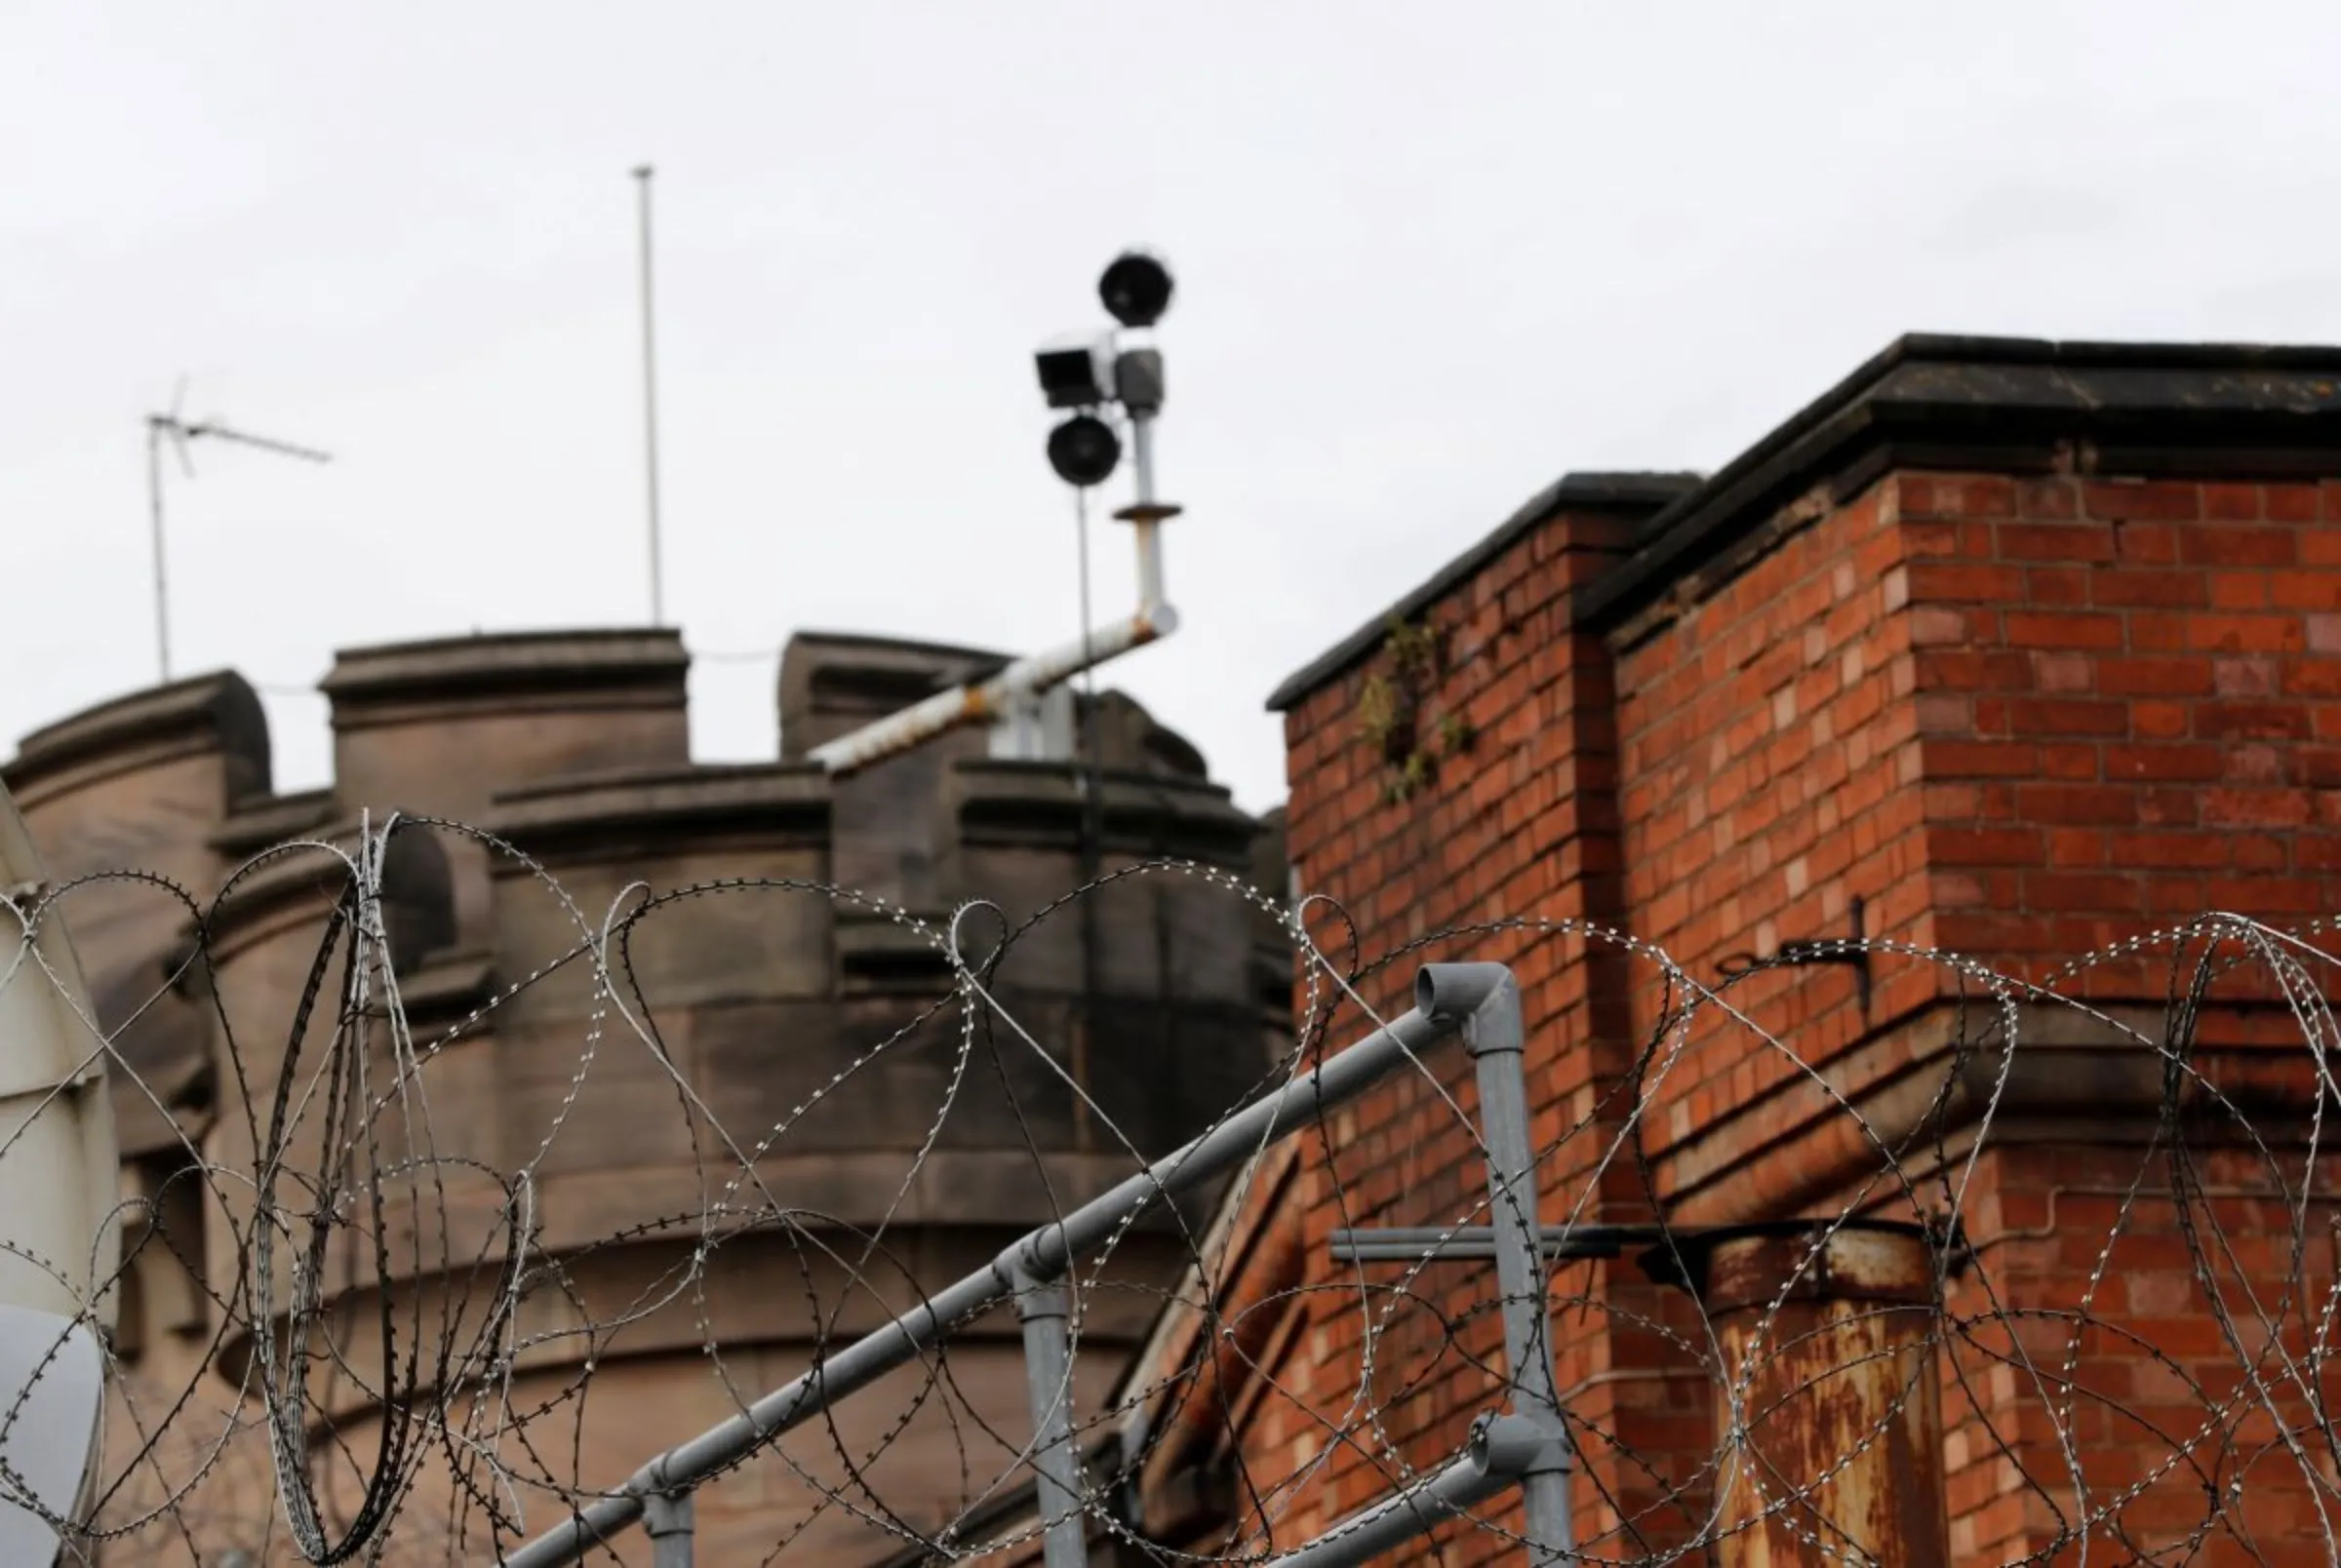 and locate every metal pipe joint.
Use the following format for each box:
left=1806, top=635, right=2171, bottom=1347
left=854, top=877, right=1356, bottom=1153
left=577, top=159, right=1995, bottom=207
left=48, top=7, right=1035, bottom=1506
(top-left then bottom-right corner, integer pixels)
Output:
left=1468, top=1411, right=1564, bottom=1477
left=642, top=1490, right=695, bottom=1568
left=1415, top=962, right=1526, bottom=1058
